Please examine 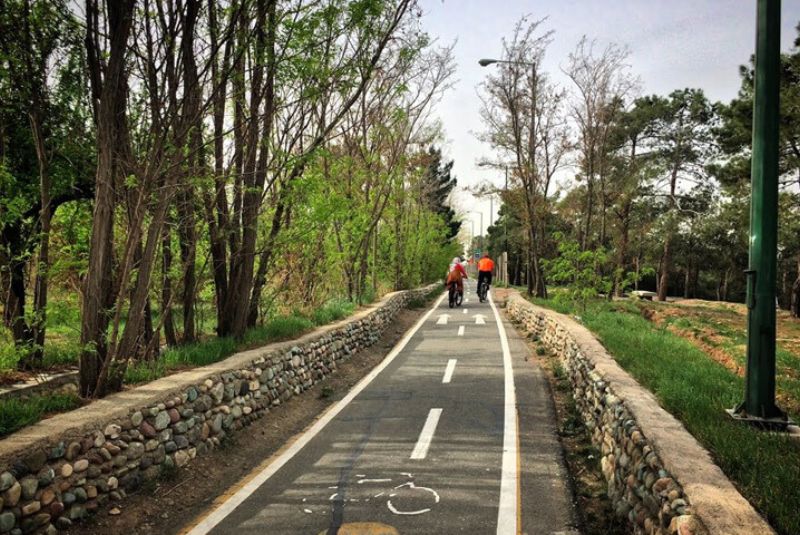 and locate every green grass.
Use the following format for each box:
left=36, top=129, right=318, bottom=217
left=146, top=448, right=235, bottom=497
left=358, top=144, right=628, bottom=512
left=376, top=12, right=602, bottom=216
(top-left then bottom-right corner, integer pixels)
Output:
left=0, top=340, right=80, bottom=371
left=655, top=308, right=800, bottom=418
left=530, top=297, right=800, bottom=535
left=311, top=298, right=356, bottom=326
left=125, top=310, right=333, bottom=385
left=0, top=393, right=82, bottom=438
left=244, top=316, right=315, bottom=344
